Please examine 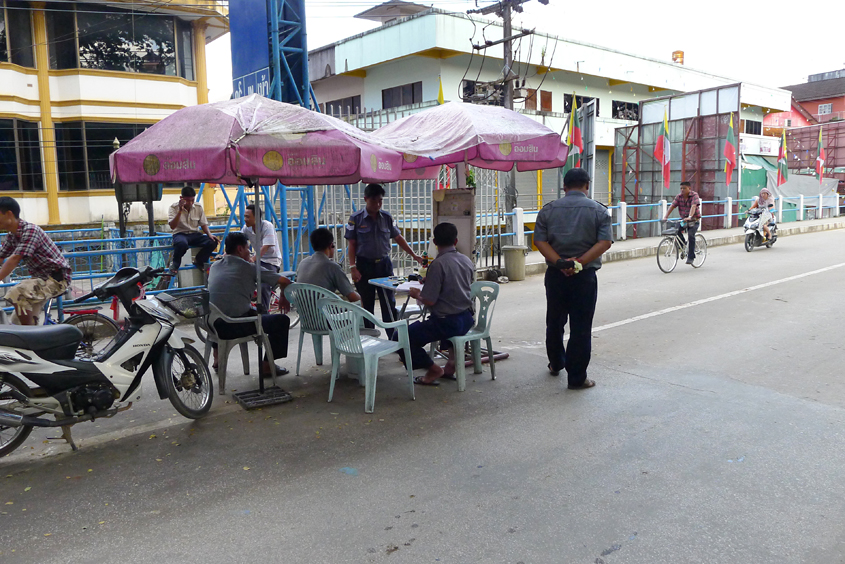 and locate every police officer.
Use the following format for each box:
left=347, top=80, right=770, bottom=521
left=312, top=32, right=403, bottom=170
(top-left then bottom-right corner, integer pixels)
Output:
left=534, top=168, right=613, bottom=390
left=346, top=183, right=423, bottom=328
